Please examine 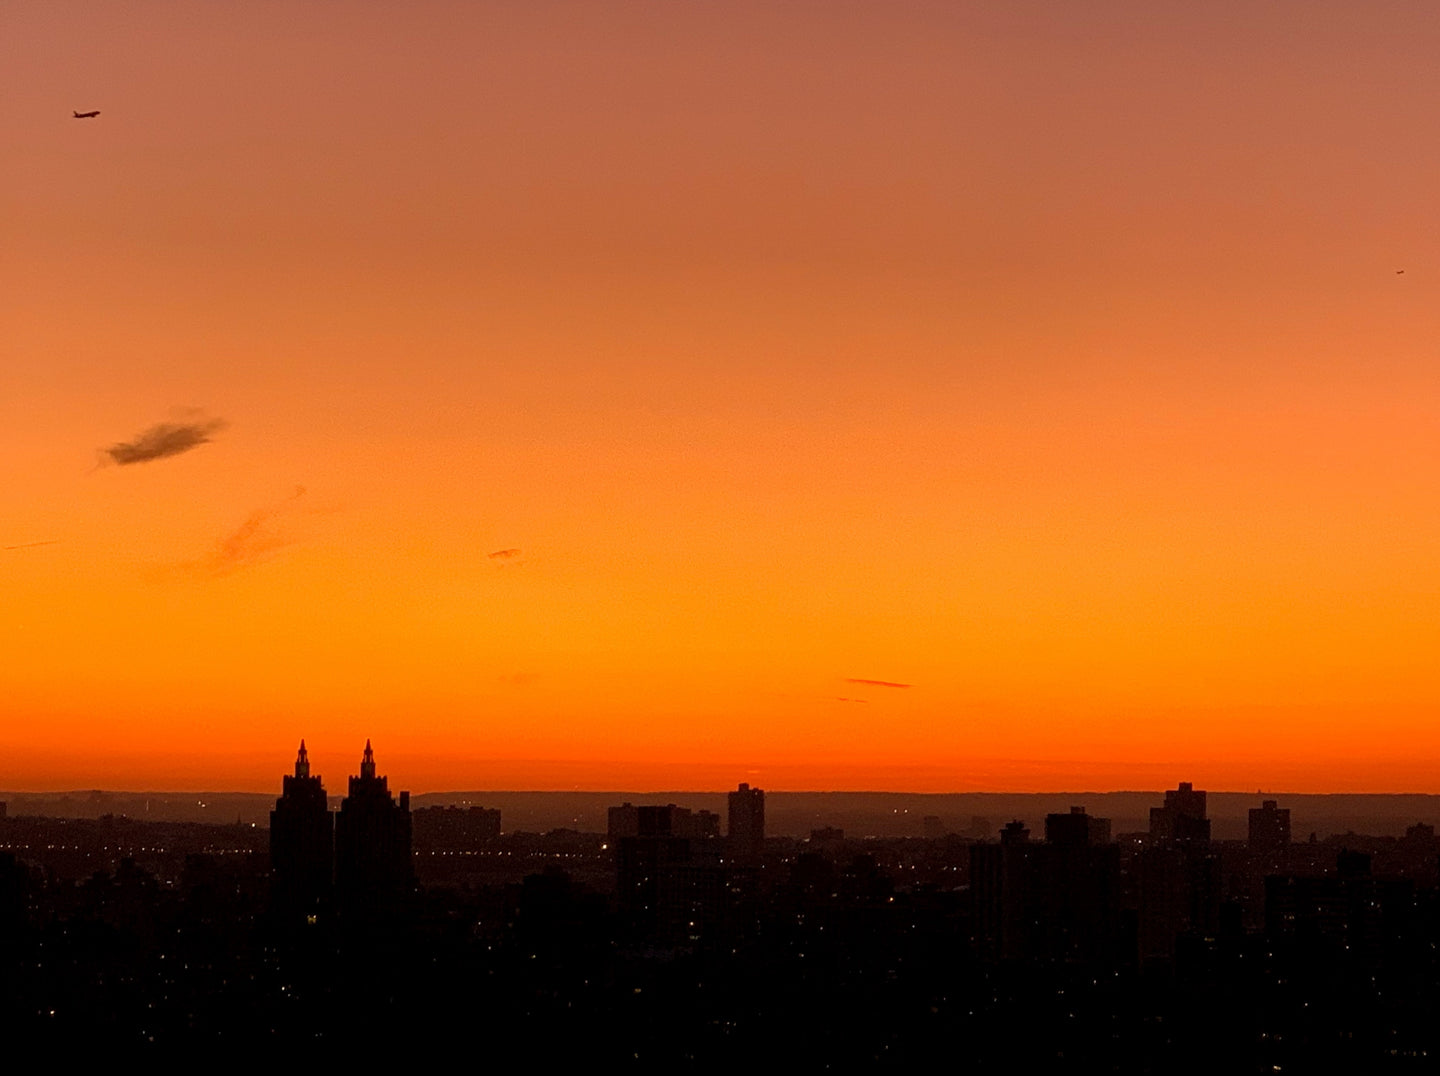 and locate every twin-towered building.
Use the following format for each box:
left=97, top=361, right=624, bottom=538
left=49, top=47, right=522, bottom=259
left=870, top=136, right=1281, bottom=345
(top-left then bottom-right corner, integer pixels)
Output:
left=270, top=739, right=413, bottom=919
